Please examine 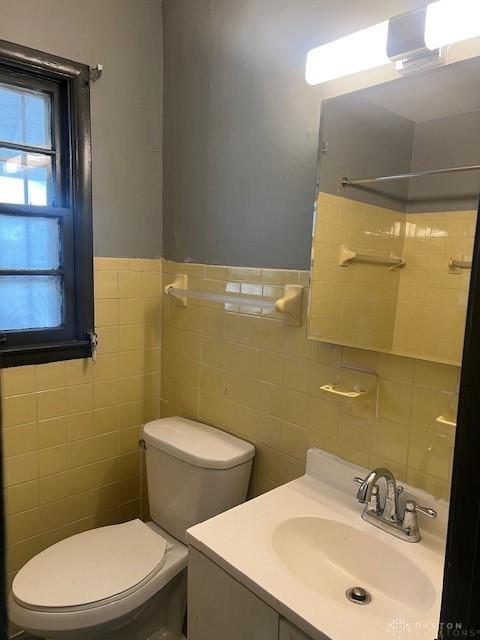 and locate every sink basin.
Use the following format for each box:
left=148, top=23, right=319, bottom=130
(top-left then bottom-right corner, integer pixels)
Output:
left=272, top=516, right=436, bottom=617
left=188, top=449, right=446, bottom=640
